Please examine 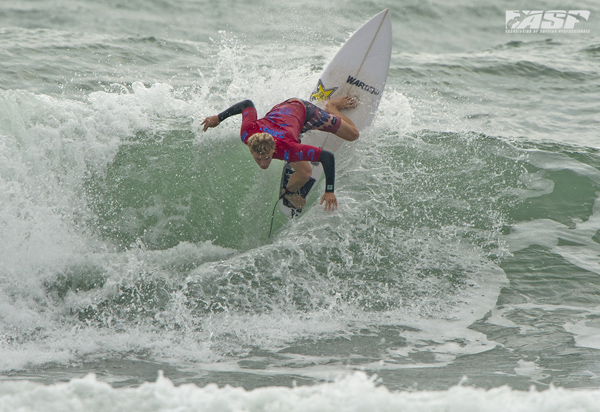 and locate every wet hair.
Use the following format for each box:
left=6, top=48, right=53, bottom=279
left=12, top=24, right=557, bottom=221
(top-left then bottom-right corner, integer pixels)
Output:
left=247, top=133, right=275, bottom=155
